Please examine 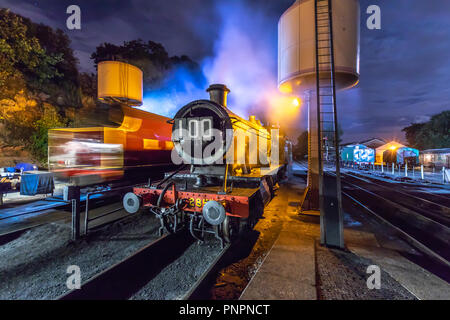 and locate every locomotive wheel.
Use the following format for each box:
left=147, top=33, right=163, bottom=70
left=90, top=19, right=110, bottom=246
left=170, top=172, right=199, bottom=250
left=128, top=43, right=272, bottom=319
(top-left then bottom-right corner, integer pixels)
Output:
left=222, top=216, right=240, bottom=243
left=265, top=176, right=275, bottom=198
left=162, top=214, right=177, bottom=234
left=189, top=215, right=205, bottom=242
left=246, top=192, right=264, bottom=231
